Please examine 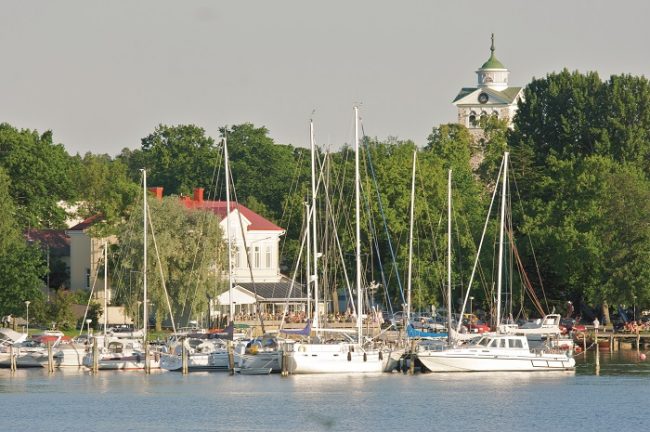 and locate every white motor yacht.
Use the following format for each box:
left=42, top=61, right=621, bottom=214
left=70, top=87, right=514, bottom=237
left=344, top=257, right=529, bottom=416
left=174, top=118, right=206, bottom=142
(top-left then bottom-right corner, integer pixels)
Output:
left=417, top=333, right=575, bottom=372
